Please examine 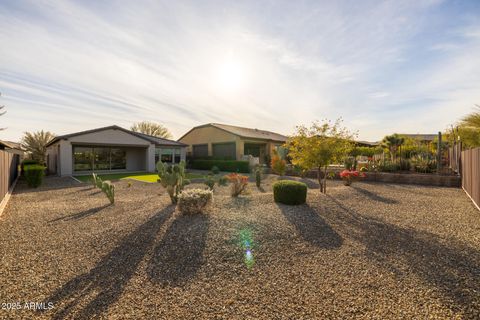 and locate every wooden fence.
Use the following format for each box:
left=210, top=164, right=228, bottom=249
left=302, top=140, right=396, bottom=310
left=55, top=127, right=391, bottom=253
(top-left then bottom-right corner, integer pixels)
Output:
left=0, top=150, right=20, bottom=205
left=461, top=147, right=480, bottom=210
